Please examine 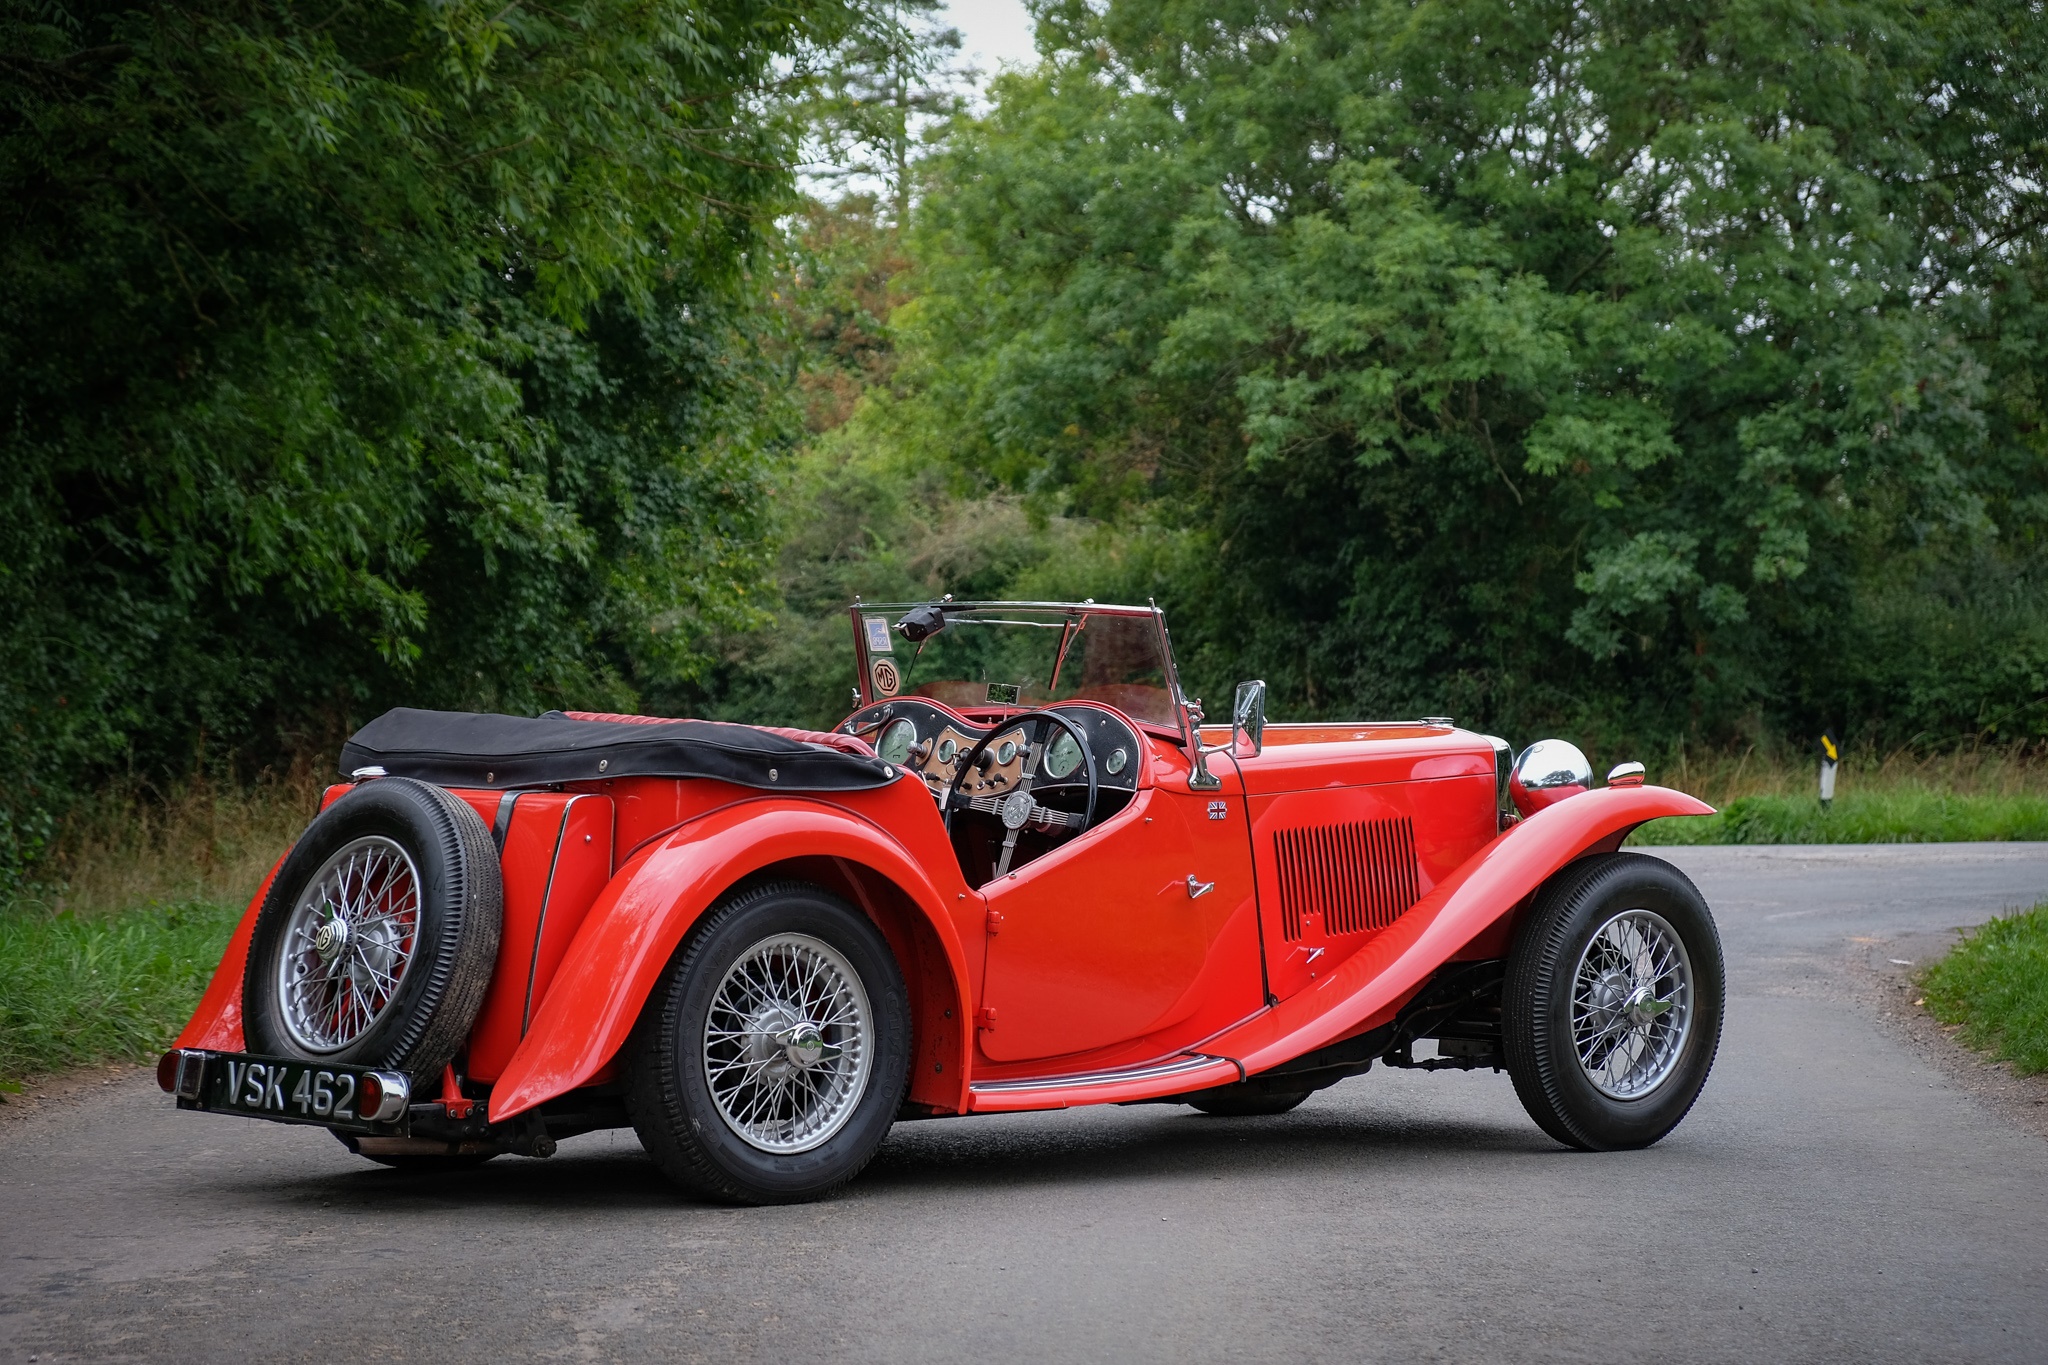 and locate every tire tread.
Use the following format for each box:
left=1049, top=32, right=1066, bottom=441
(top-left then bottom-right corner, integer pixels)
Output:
left=1503, top=852, right=1723, bottom=1152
